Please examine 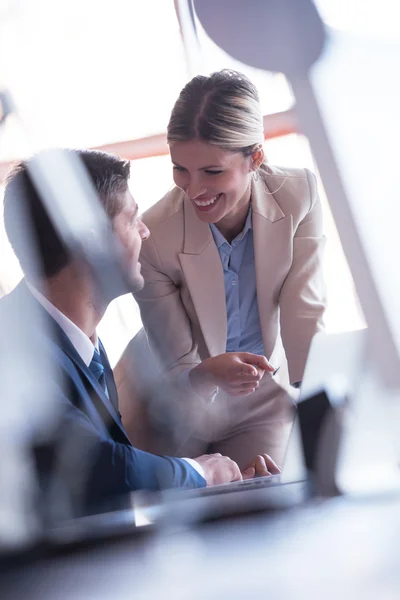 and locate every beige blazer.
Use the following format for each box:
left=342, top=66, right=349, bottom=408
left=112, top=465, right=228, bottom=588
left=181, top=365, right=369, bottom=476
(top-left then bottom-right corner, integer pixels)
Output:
left=133, top=165, right=326, bottom=386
